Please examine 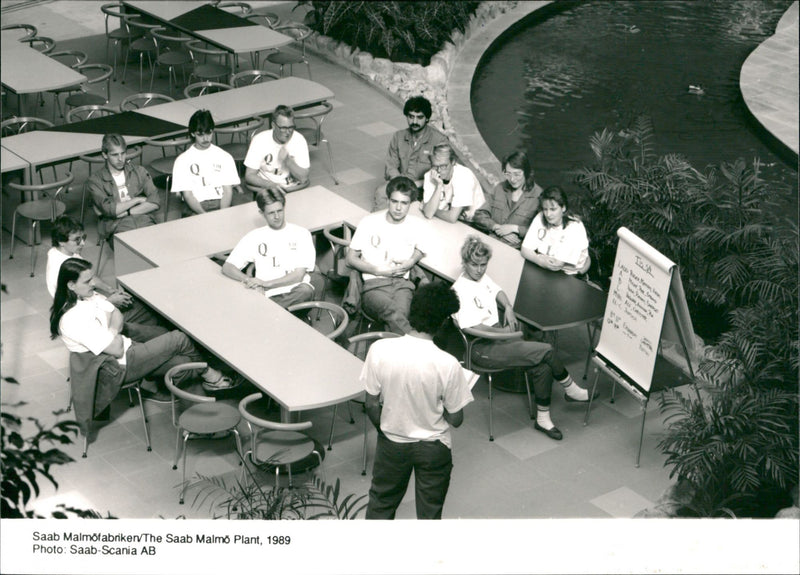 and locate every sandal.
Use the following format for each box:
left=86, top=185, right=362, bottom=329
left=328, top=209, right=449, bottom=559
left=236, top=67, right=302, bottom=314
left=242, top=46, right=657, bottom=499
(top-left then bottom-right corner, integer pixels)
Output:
left=202, top=373, right=237, bottom=392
